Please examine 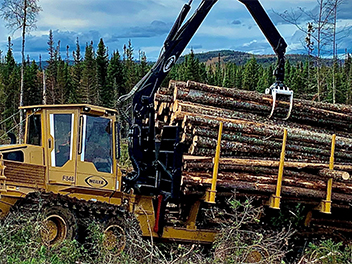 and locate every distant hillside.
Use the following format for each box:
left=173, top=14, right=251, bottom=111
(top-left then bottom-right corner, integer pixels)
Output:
left=178, top=49, right=330, bottom=66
